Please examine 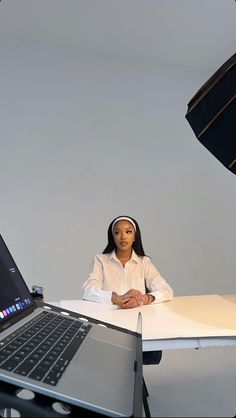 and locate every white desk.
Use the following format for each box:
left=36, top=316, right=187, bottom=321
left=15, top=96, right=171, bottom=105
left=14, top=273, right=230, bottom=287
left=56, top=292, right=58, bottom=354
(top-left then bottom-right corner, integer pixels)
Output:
left=51, top=294, right=236, bottom=352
